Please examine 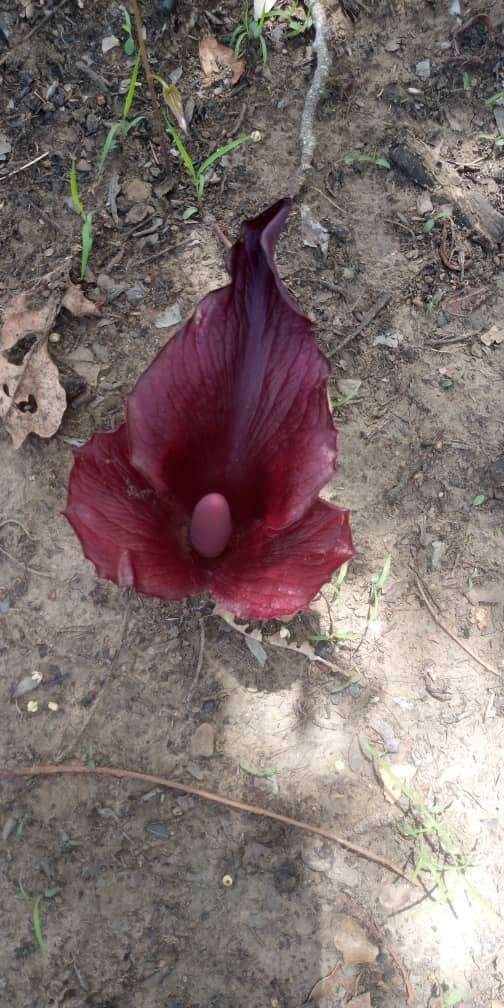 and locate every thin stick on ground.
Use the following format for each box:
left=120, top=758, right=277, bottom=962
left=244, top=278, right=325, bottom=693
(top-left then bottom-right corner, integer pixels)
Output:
left=1, top=762, right=415, bottom=882
left=412, top=569, right=500, bottom=678
left=187, top=617, right=206, bottom=699
left=327, top=292, right=392, bottom=357
left=0, top=152, right=49, bottom=181
left=130, top=0, right=171, bottom=174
